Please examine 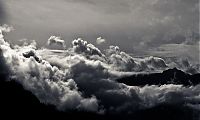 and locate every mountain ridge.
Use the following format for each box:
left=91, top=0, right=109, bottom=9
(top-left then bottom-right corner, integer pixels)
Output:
left=117, top=67, right=200, bottom=86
